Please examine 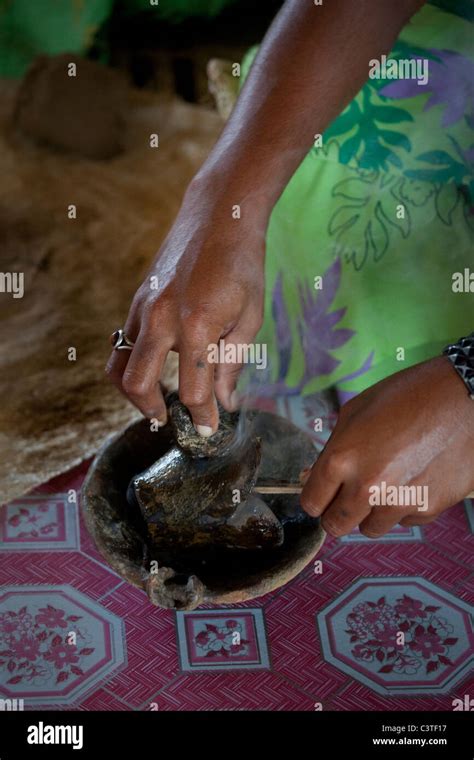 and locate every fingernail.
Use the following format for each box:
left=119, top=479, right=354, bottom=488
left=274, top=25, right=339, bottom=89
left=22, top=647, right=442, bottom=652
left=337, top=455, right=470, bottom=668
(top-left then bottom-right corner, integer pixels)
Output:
left=302, top=500, right=321, bottom=517
left=229, top=390, right=239, bottom=411
left=196, top=424, right=213, bottom=438
left=150, top=416, right=167, bottom=428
